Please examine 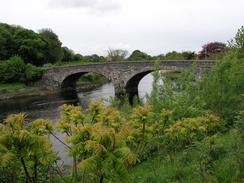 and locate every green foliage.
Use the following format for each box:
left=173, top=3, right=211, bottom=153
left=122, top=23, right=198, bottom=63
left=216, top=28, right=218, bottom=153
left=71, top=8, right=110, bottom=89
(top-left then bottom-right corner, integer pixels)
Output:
left=127, top=50, right=151, bottom=61
left=61, top=46, right=75, bottom=62
left=24, top=63, right=43, bottom=82
left=229, top=26, right=244, bottom=58
left=165, top=115, right=223, bottom=148
left=0, top=56, right=43, bottom=83
left=0, top=56, right=26, bottom=83
left=13, top=26, right=47, bottom=66
left=165, top=51, right=185, bottom=60
left=0, top=113, right=57, bottom=183
left=200, top=55, right=244, bottom=122
left=39, top=29, right=63, bottom=63
left=56, top=102, right=137, bottom=183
